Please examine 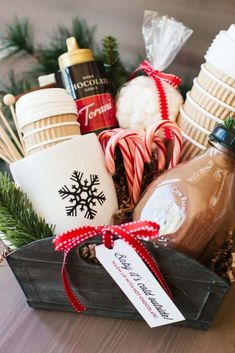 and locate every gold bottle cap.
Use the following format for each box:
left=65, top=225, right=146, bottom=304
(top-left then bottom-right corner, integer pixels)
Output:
left=58, top=37, right=94, bottom=70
